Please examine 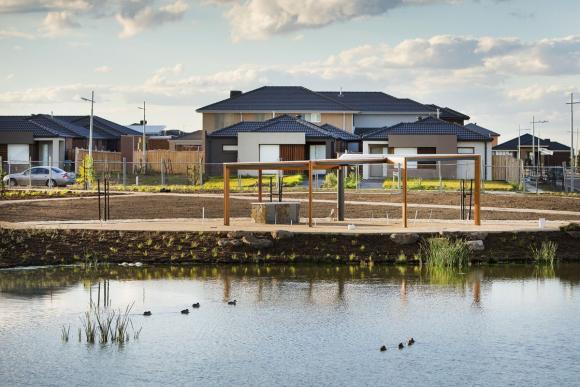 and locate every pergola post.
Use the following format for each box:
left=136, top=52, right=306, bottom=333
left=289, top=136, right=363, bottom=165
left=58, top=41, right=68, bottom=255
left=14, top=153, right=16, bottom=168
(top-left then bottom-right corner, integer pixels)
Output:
left=308, top=161, right=313, bottom=227
left=337, top=166, right=345, bottom=221
left=474, top=156, right=481, bottom=225
left=224, top=165, right=230, bottom=226
left=258, top=169, right=263, bottom=202
left=402, top=159, right=408, bottom=228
